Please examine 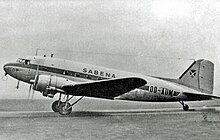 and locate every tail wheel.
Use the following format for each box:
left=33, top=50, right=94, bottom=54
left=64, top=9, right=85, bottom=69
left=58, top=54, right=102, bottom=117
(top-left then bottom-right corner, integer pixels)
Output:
left=183, top=104, right=189, bottom=111
left=179, top=101, right=189, bottom=111
left=58, top=102, right=72, bottom=115
left=52, top=100, right=62, bottom=112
